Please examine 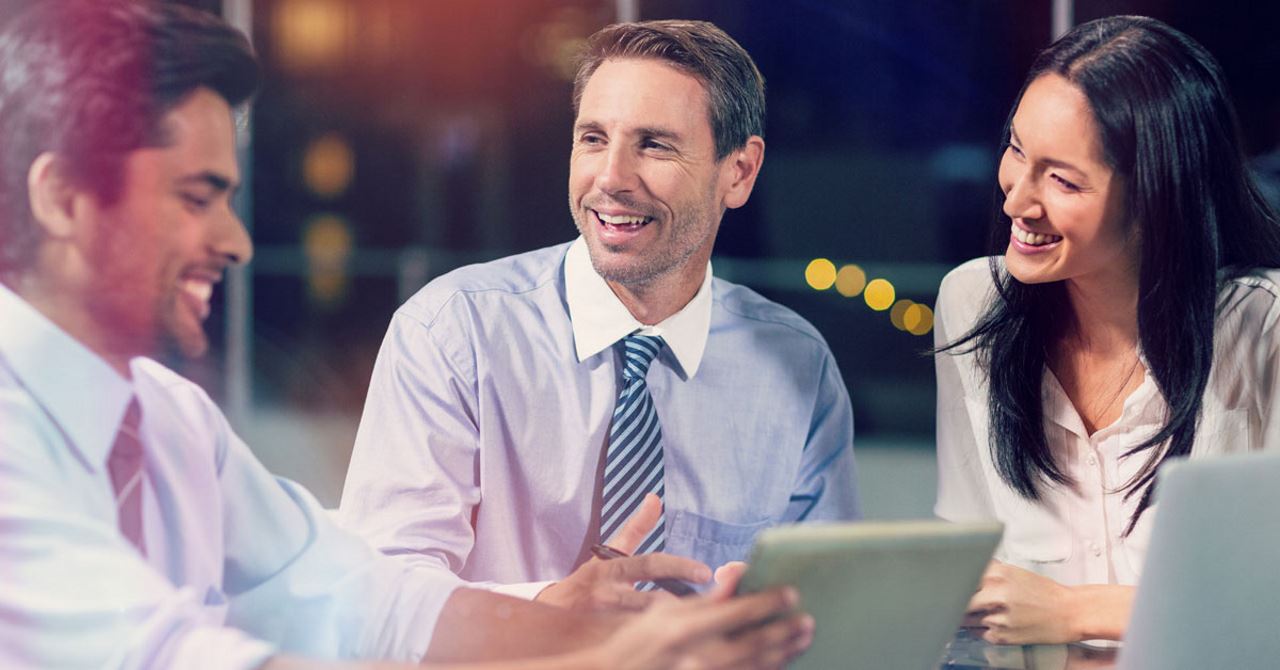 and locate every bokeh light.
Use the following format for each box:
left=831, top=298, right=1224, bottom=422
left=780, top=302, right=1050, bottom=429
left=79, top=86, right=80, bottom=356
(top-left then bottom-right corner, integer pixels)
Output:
left=805, top=258, right=837, bottom=290
left=274, top=0, right=347, bottom=71
left=890, top=299, right=914, bottom=330
left=303, top=214, right=353, bottom=306
left=835, top=264, right=867, bottom=298
left=864, top=278, right=895, bottom=311
left=303, top=133, right=356, bottom=199
left=905, top=303, right=935, bottom=336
